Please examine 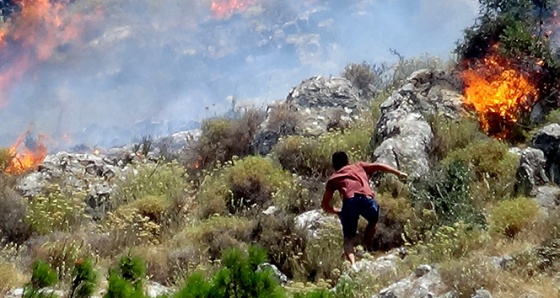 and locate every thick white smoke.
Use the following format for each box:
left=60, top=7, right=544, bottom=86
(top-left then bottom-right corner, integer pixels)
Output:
left=0, top=0, right=478, bottom=150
